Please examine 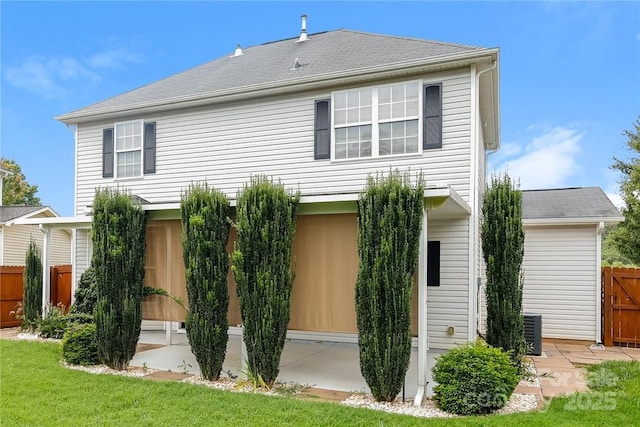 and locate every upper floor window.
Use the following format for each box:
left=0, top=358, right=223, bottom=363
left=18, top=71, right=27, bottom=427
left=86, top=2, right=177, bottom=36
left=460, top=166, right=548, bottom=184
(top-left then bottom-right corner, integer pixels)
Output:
left=102, top=121, right=156, bottom=179
left=115, top=121, right=143, bottom=178
left=314, top=81, right=441, bottom=161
